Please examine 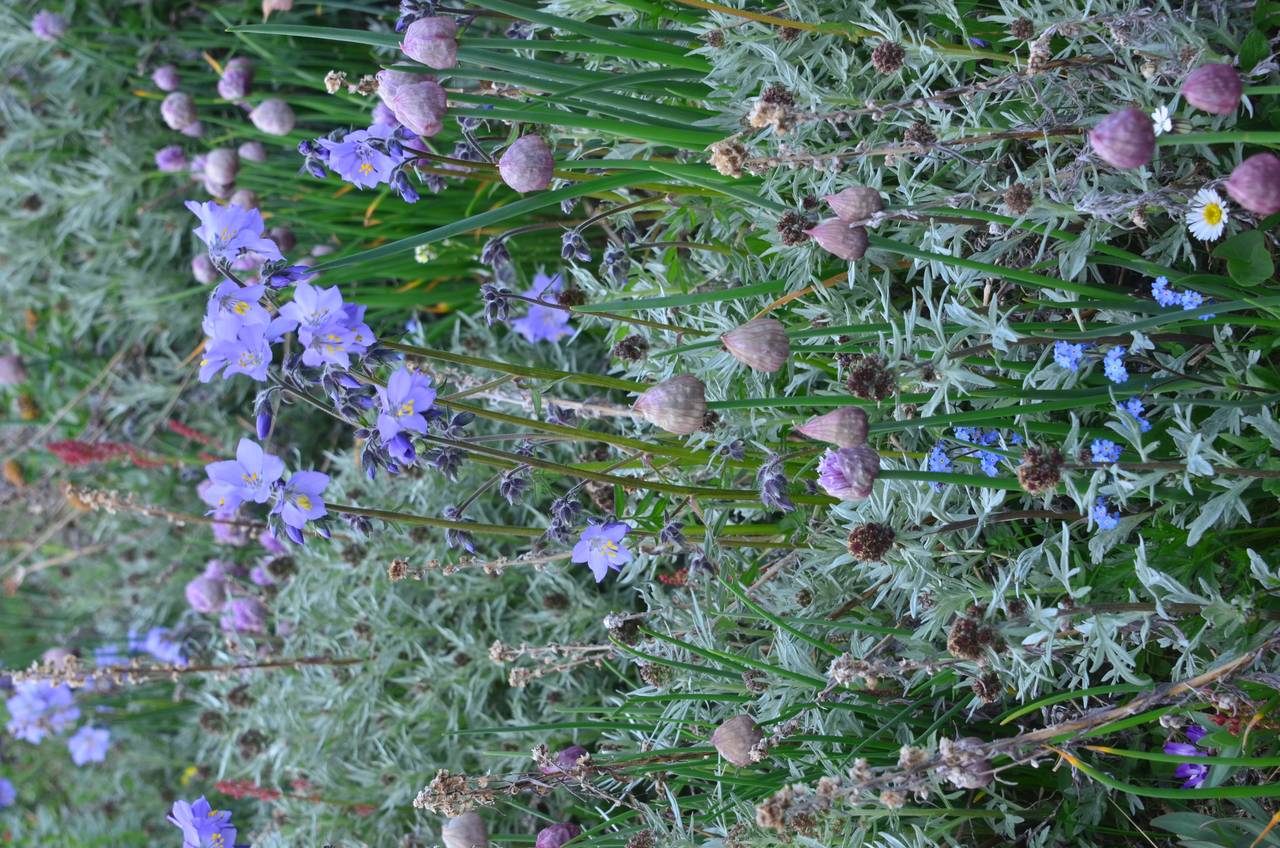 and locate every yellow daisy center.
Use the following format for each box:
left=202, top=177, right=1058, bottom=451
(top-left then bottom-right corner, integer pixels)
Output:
left=1202, top=203, right=1222, bottom=226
